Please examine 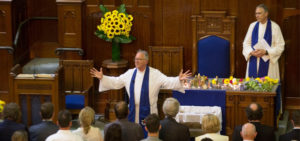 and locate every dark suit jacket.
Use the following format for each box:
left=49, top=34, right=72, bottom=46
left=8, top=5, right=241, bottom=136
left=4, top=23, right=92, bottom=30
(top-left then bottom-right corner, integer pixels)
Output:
left=159, top=117, right=190, bottom=141
left=104, top=119, right=144, bottom=141
left=279, top=129, right=300, bottom=141
left=0, top=119, right=27, bottom=141
left=29, top=120, right=59, bottom=141
left=232, top=122, right=275, bottom=141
